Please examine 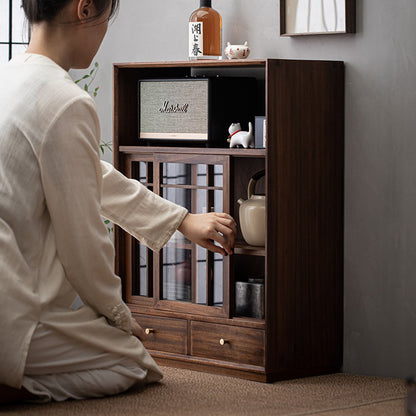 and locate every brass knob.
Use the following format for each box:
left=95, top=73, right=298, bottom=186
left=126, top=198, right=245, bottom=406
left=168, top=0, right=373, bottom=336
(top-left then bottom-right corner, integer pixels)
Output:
left=219, top=338, right=229, bottom=346
left=145, top=328, right=154, bottom=335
